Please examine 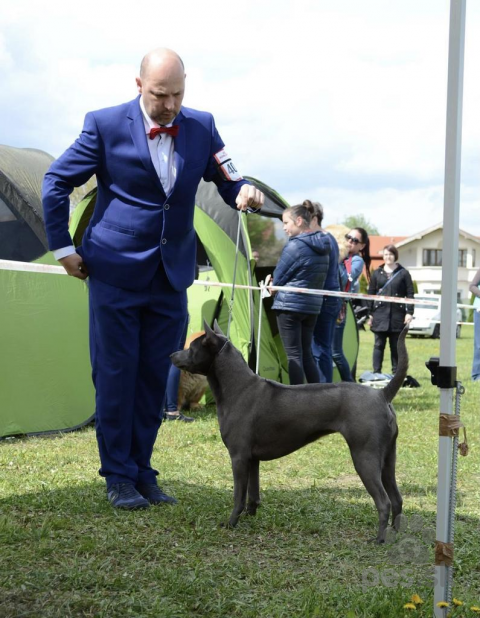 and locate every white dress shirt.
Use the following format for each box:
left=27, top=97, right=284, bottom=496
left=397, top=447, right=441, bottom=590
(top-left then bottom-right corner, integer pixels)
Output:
left=54, top=98, right=176, bottom=261
left=139, top=97, right=177, bottom=195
